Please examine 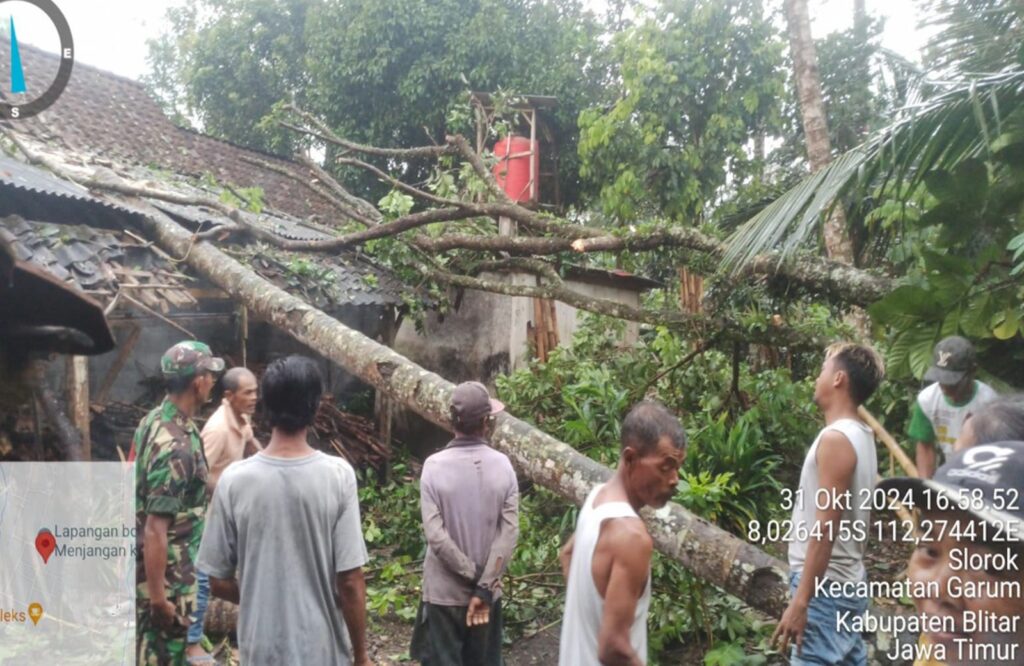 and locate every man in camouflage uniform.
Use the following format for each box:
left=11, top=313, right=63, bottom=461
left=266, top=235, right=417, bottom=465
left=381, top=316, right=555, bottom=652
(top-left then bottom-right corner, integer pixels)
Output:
left=135, top=341, right=224, bottom=665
